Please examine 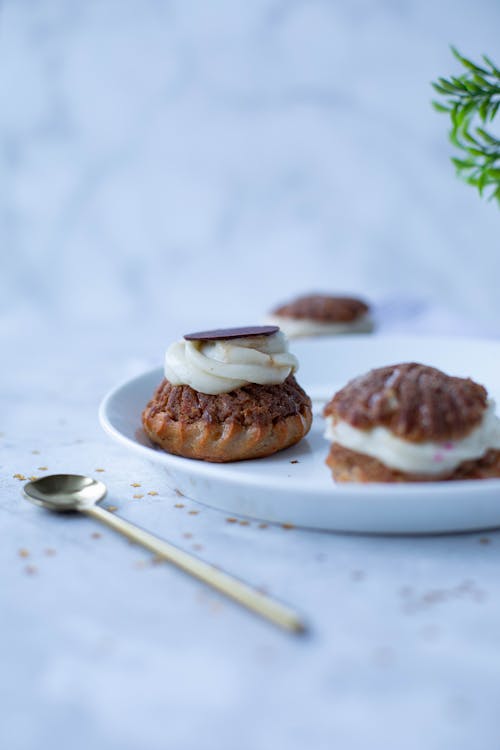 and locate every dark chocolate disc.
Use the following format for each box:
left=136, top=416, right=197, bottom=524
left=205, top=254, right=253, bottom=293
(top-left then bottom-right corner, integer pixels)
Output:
left=184, top=325, right=279, bottom=341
